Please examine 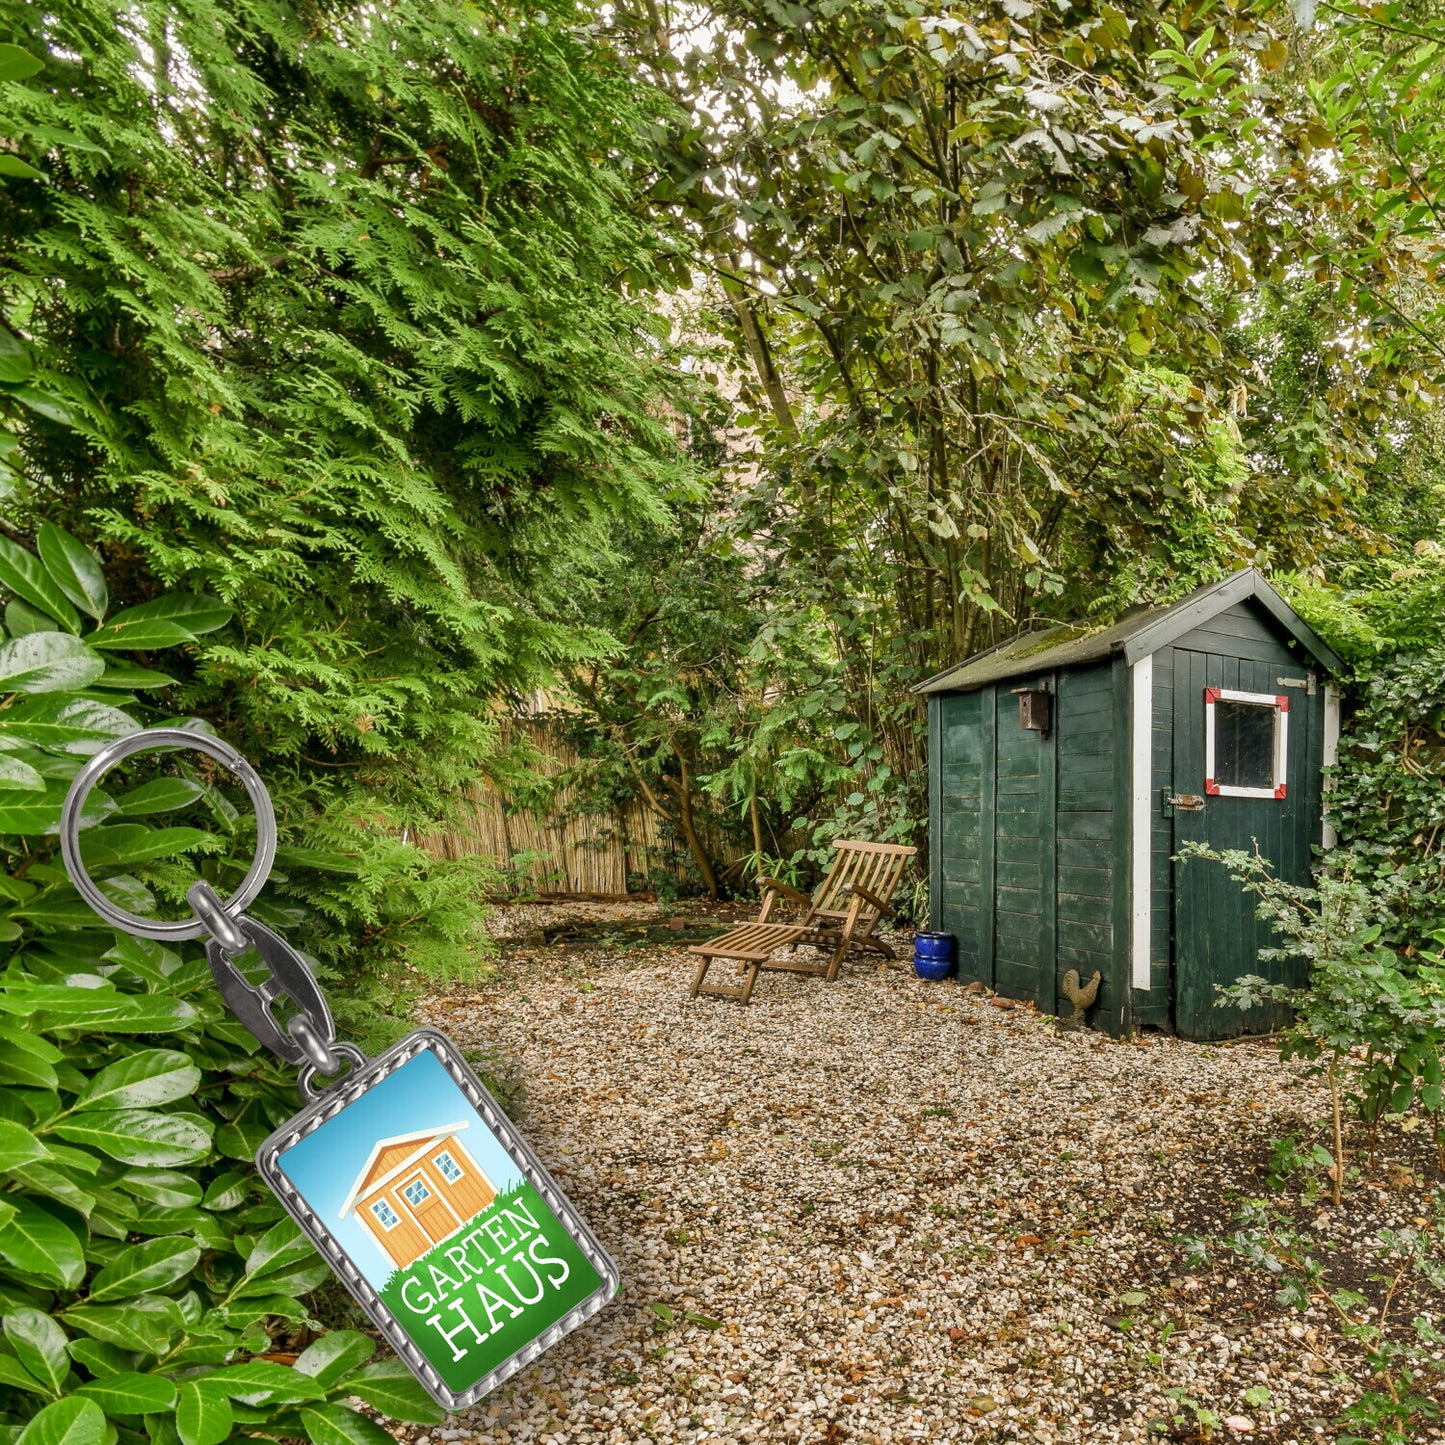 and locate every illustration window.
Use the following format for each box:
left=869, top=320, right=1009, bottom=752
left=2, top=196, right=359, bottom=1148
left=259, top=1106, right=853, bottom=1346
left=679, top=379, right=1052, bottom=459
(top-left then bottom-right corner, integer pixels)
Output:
left=1204, top=687, right=1288, bottom=799
left=370, top=1199, right=401, bottom=1230
left=402, top=1178, right=431, bottom=1207
left=434, top=1150, right=464, bottom=1183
